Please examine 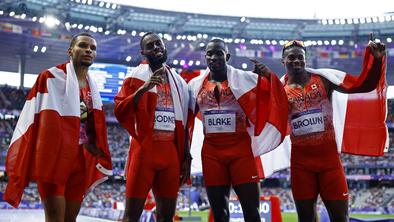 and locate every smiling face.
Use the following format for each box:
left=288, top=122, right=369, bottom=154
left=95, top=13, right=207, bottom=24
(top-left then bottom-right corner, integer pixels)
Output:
left=140, top=33, right=167, bottom=65
left=282, top=47, right=306, bottom=75
left=68, top=35, right=97, bottom=67
left=205, top=40, right=230, bottom=74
